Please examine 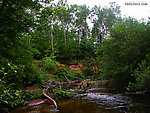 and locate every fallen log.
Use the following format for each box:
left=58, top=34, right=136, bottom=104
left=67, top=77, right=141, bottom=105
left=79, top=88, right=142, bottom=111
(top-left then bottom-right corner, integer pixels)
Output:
left=42, top=88, right=58, bottom=108
left=126, top=89, right=150, bottom=95
left=65, top=74, right=82, bottom=80
left=63, top=74, right=70, bottom=83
